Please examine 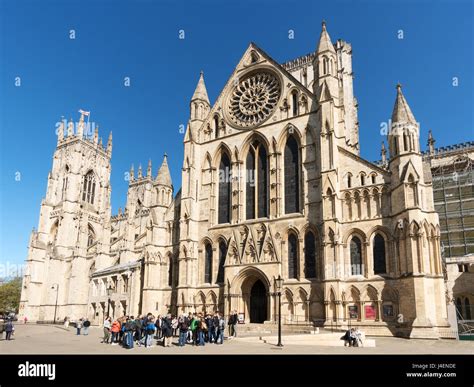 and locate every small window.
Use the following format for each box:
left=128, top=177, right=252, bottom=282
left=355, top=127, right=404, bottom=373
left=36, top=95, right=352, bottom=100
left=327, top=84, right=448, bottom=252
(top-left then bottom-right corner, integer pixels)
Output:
left=292, top=91, right=298, bottom=116
left=347, top=174, right=352, bottom=188
left=371, top=175, right=376, bottom=184
left=360, top=174, right=365, bottom=186
left=214, top=116, right=220, bottom=138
